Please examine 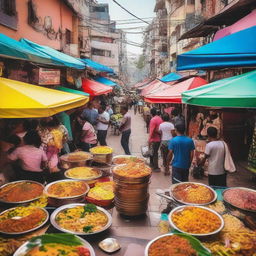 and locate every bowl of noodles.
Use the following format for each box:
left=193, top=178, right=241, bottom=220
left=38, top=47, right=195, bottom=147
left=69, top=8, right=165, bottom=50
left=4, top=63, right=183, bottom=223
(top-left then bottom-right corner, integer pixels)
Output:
left=0, top=180, right=44, bottom=204
left=50, top=203, right=112, bottom=235
left=170, top=182, right=217, bottom=205
left=145, top=233, right=211, bottom=256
